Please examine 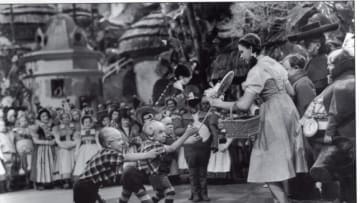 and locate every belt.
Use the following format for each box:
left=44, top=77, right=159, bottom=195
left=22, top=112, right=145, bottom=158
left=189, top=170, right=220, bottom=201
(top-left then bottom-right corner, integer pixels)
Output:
left=81, top=140, right=96, bottom=145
